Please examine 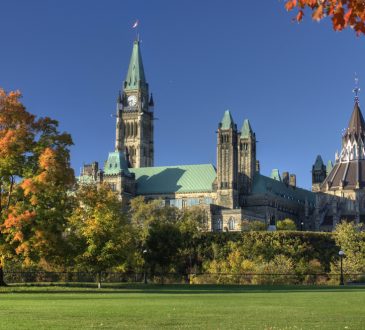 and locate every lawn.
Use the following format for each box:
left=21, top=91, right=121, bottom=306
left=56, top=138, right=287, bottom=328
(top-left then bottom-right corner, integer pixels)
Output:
left=0, top=284, right=364, bottom=329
